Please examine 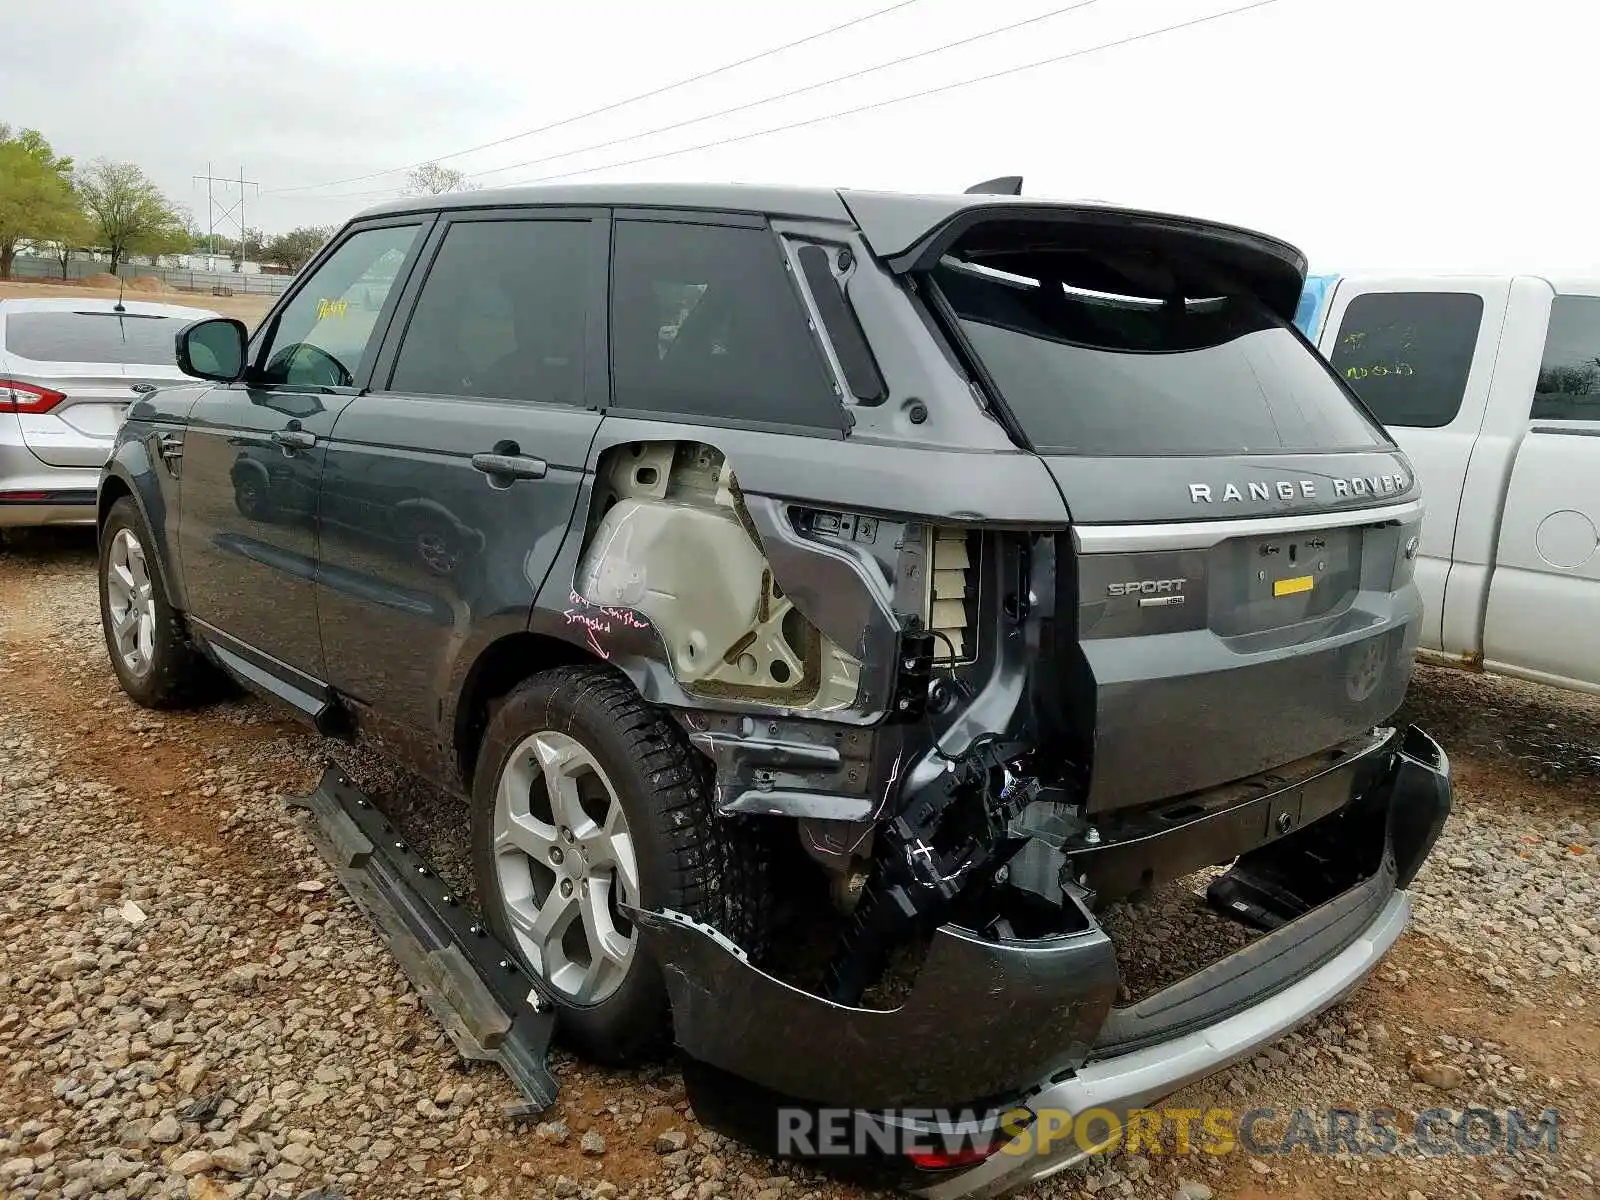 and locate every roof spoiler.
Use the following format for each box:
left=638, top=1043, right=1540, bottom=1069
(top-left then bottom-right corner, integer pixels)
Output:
left=838, top=192, right=1310, bottom=323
